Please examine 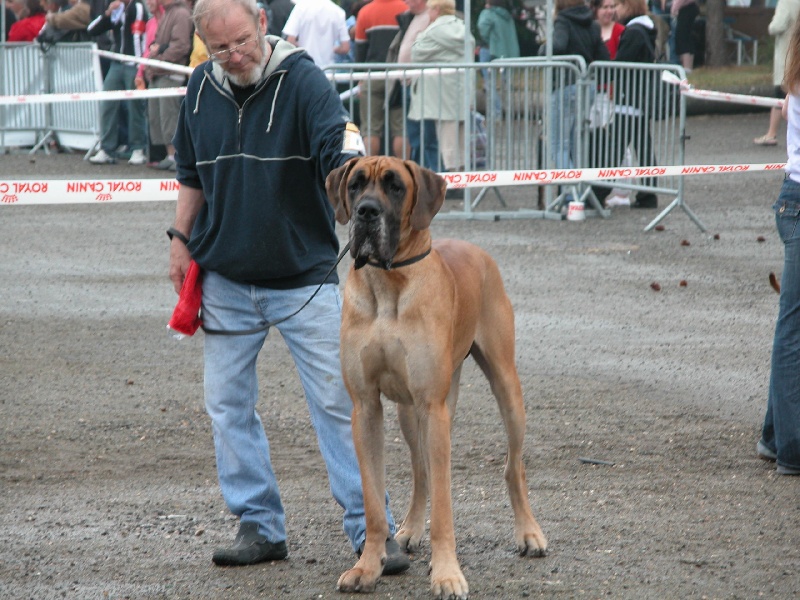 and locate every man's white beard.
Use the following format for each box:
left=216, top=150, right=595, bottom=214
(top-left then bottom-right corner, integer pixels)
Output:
left=226, top=36, right=268, bottom=87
